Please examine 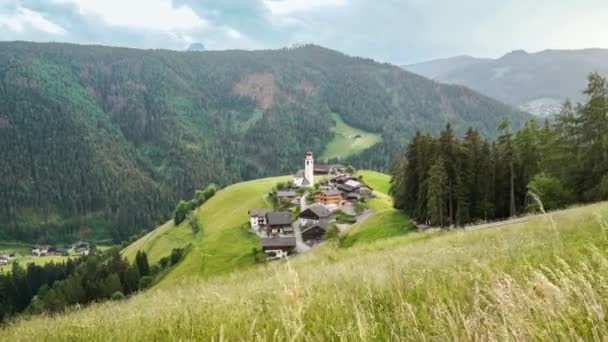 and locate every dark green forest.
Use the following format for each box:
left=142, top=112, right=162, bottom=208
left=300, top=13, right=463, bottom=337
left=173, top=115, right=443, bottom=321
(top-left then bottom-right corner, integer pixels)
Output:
left=0, top=42, right=530, bottom=243
left=390, top=73, right=608, bottom=227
